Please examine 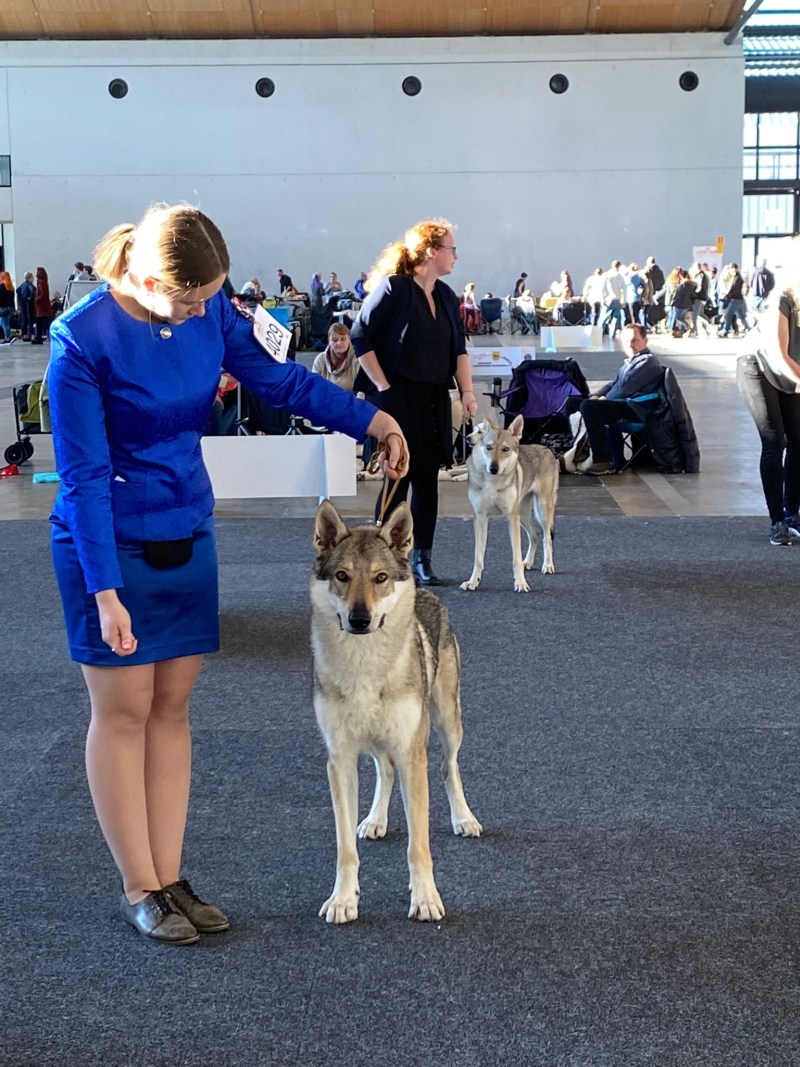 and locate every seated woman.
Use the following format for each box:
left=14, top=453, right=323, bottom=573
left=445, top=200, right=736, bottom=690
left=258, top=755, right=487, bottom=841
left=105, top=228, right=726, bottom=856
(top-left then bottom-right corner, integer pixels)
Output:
left=460, top=282, right=482, bottom=335
left=512, top=288, right=540, bottom=335
left=311, top=322, right=359, bottom=393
